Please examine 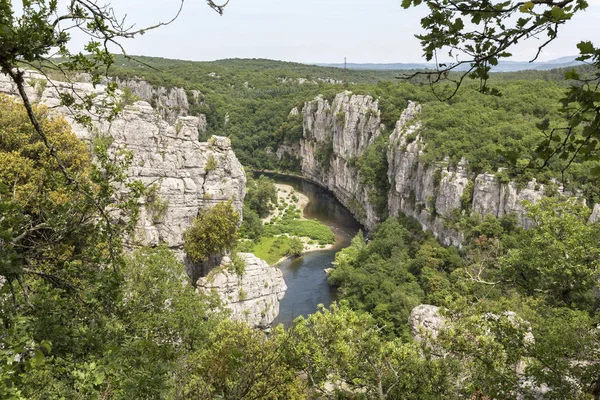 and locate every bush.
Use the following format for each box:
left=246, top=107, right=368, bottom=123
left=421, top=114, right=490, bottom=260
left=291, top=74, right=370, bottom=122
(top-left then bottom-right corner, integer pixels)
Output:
left=183, top=201, right=240, bottom=263
left=205, top=155, right=217, bottom=172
